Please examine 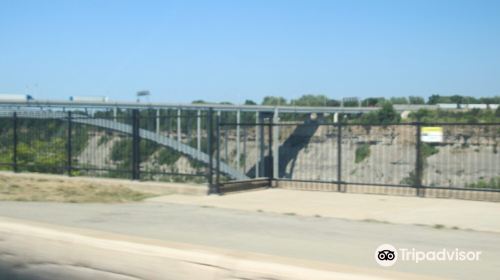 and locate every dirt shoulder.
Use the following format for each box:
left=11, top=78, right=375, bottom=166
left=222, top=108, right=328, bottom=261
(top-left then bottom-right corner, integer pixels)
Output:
left=148, top=188, right=500, bottom=233
left=0, top=171, right=207, bottom=203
